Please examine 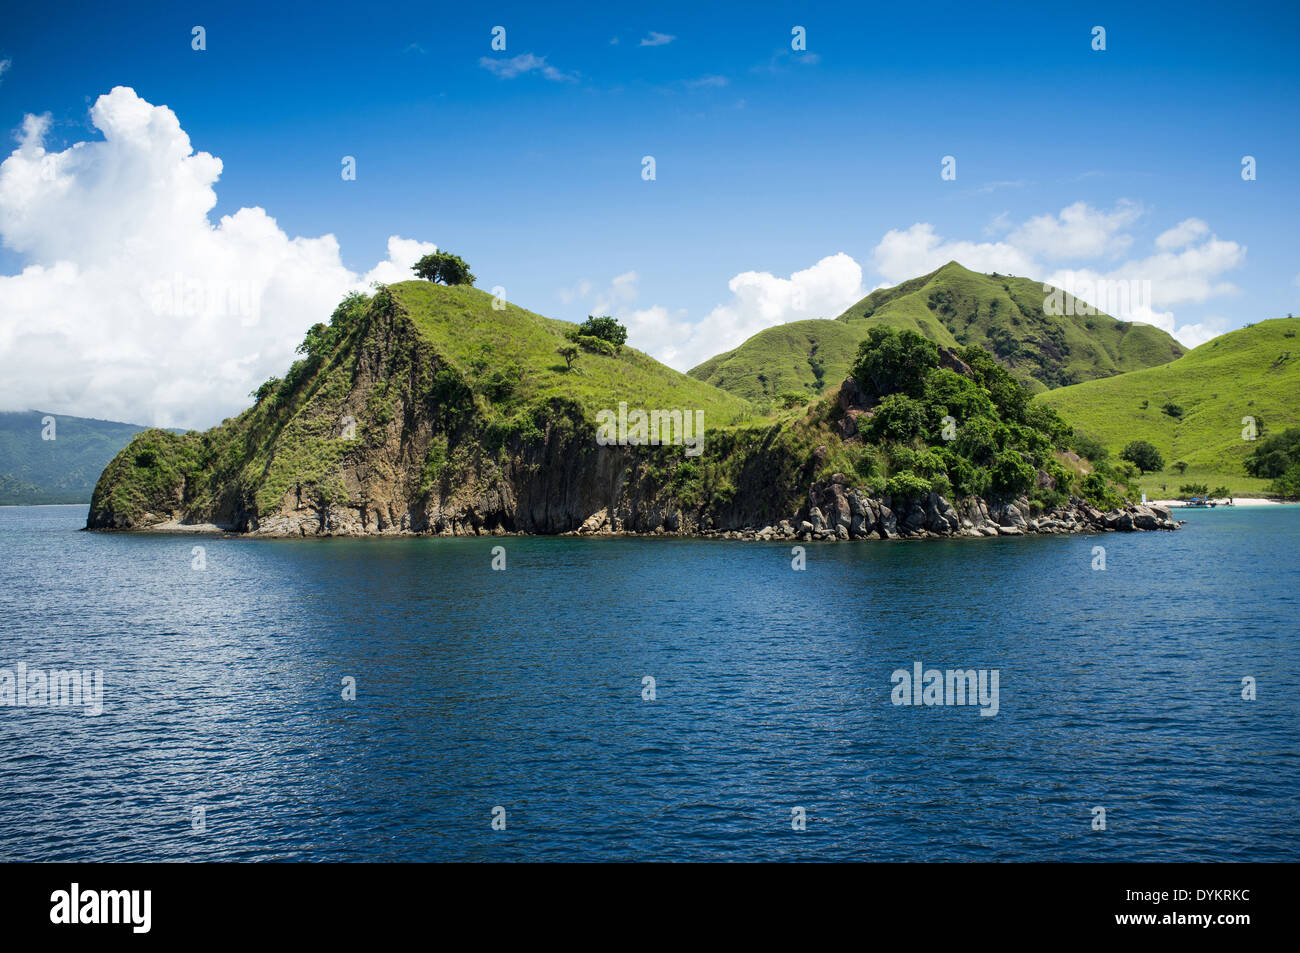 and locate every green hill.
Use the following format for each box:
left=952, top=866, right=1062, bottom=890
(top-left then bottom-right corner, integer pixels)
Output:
left=90, top=276, right=1130, bottom=539
left=0, top=411, right=151, bottom=505
left=395, top=282, right=751, bottom=423
left=87, top=282, right=754, bottom=529
left=689, top=261, right=1185, bottom=401
left=1037, top=316, right=1300, bottom=497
